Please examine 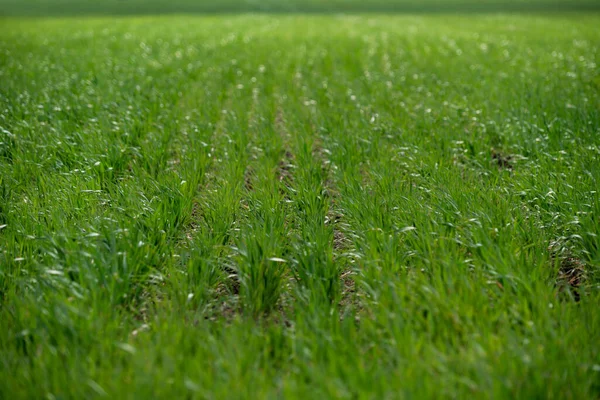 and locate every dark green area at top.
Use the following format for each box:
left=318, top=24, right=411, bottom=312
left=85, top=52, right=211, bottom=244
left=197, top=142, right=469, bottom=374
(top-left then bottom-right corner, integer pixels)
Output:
left=1, top=0, right=600, bottom=16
